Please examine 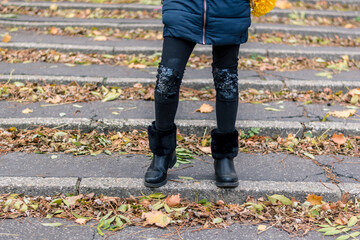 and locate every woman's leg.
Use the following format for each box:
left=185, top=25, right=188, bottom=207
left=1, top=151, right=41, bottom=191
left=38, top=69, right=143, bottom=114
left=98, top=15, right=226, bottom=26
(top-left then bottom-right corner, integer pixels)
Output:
left=211, top=44, right=240, bottom=188
left=145, top=37, right=195, bottom=188
left=155, top=37, right=196, bottom=131
left=212, top=44, right=240, bottom=133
